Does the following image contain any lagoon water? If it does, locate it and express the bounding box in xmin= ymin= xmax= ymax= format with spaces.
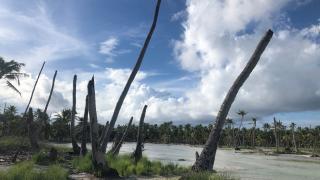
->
xmin=52 ymin=143 xmax=320 ymax=180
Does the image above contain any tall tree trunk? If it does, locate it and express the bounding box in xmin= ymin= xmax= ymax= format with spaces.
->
xmin=81 ymin=95 xmax=89 ymax=156
xmin=292 ymin=127 xmax=297 ymax=153
xmin=252 ymin=121 xmax=256 ymax=148
xmin=71 ymin=75 xmax=80 ymax=154
xmin=108 ymin=132 xmax=121 ymax=154
xmin=12 ymin=62 xmax=45 ymax=162
xmin=44 ymin=70 xmax=57 ymax=113
xmin=273 ymin=118 xmax=279 ymax=153
xmin=27 ymin=108 xmax=39 ymax=151
xmin=43 ymin=70 xmax=57 ymax=140
xmin=133 ymin=105 xmax=147 ymax=163
xmin=112 ymin=117 xmax=133 ymax=156
xmin=99 ymin=121 xmax=109 ymax=147
xmin=99 ymin=0 xmax=161 ymax=153
xmin=87 ymin=78 xmax=118 ymax=177
xmin=24 ymin=62 xmax=45 ymax=116
xmin=192 ymin=29 xmax=273 ymax=171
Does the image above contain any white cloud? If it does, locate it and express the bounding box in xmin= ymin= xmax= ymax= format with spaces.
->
xmin=174 ymin=0 xmax=320 ymax=121
xmin=0 ymin=2 xmax=88 ymax=71
xmin=99 ymin=37 xmax=119 ymax=56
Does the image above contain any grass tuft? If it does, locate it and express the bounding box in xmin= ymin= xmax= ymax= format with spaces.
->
xmin=0 ymin=161 xmax=68 ymax=180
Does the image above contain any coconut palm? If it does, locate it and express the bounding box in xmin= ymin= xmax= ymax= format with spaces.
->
xmin=290 ymin=122 xmax=298 ymax=152
xmin=235 ymin=110 xmax=247 ymax=149
xmin=0 ymin=57 xmax=28 ymax=95
xmin=251 ymin=117 xmax=257 ymax=148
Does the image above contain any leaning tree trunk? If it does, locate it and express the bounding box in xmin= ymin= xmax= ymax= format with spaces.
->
xmin=192 ymin=29 xmax=273 ymax=171
xmin=112 ymin=117 xmax=133 ymax=156
xmin=12 ymin=61 xmax=45 ymax=163
xmin=99 ymin=121 xmax=109 ymax=147
xmin=24 ymin=62 xmax=45 ymax=116
xmin=99 ymin=0 xmax=161 ymax=153
xmin=81 ymin=95 xmax=89 ymax=156
xmin=42 ymin=70 xmax=57 ymax=139
xmin=133 ymin=105 xmax=147 ymax=163
xmin=71 ymin=75 xmax=80 ymax=154
xmin=108 ymin=132 xmax=121 ymax=155
xmin=27 ymin=108 xmax=39 ymax=151
xmin=87 ymin=78 xmax=119 ymax=177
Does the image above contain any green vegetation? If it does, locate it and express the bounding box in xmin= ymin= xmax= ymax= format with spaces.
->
xmin=73 ymin=153 xmax=189 ymax=177
xmin=0 ymin=161 xmax=68 ymax=180
xmin=0 ymin=136 xmax=30 ymax=152
xmin=181 ymin=172 xmax=236 ymax=180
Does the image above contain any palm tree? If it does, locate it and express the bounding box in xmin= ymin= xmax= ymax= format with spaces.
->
xmin=235 ymin=110 xmax=247 ymax=149
xmin=225 ymin=118 xmax=234 ymax=147
xmin=251 ymin=117 xmax=257 ymax=148
xmin=192 ymin=29 xmax=273 ymax=171
xmin=290 ymin=122 xmax=298 ymax=152
xmin=0 ymin=57 xmax=28 ymax=95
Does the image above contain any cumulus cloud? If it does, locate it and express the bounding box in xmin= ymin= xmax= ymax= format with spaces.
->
xmin=174 ymin=0 xmax=320 ymax=121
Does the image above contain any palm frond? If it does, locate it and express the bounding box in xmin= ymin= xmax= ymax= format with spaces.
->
xmin=6 ymin=80 xmax=21 ymax=96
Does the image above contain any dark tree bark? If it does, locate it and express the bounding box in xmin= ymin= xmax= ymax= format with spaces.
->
xmin=27 ymin=108 xmax=39 ymax=151
xmin=99 ymin=121 xmax=109 ymax=148
xmin=42 ymin=70 xmax=57 ymax=140
xmin=273 ymin=117 xmax=279 ymax=153
xmin=108 ymin=132 xmax=121 ymax=155
xmin=81 ymin=95 xmax=89 ymax=156
xmin=24 ymin=62 xmax=45 ymax=116
xmin=44 ymin=70 xmax=57 ymax=114
xmin=87 ymin=77 xmax=119 ymax=177
xmin=192 ymin=29 xmax=273 ymax=171
xmin=99 ymin=0 xmax=161 ymax=153
xmin=112 ymin=117 xmax=133 ymax=156
xmin=133 ymin=105 xmax=147 ymax=163
xmin=71 ymin=75 xmax=80 ymax=154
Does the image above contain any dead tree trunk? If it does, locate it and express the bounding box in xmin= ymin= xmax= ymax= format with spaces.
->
xmin=108 ymin=132 xmax=121 ymax=155
xmin=273 ymin=117 xmax=279 ymax=153
xmin=291 ymin=125 xmax=297 ymax=153
xmin=112 ymin=117 xmax=133 ymax=156
xmin=44 ymin=70 xmax=57 ymax=113
xmin=99 ymin=121 xmax=109 ymax=147
xmin=24 ymin=62 xmax=45 ymax=116
xmin=42 ymin=70 xmax=57 ymax=140
xmin=133 ymin=105 xmax=147 ymax=163
xmin=71 ymin=75 xmax=80 ymax=154
xmin=87 ymin=77 xmax=119 ymax=177
xmin=192 ymin=29 xmax=273 ymax=171
xmin=99 ymin=0 xmax=161 ymax=153
xmin=27 ymin=108 xmax=39 ymax=151
xmin=12 ymin=62 xmax=45 ymax=162
xmin=81 ymin=95 xmax=89 ymax=156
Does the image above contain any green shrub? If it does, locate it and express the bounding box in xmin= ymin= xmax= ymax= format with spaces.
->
xmin=72 ymin=153 xmax=93 ymax=172
xmin=0 ymin=161 xmax=68 ymax=180
xmin=0 ymin=136 xmax=30 ymax=152
xmin=181 ymin=172 xmax=236 ymax=180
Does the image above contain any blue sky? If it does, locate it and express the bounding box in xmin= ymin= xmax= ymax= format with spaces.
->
xmin=0 ymin=0 xmax=320 ymax=127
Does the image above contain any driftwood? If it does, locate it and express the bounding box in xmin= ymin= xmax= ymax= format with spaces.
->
xmin=71 ymin=75 xmax=80 ymax=154
xmin=99 ymin=0 xmax=162 ymax=153
xmin=133 ymin=105 xmax=147 ymax=163
xmin=112 ymin=117 xmax=133 ymax=156
xmin=192 ymin=29 xmax=273 ymax=171
xmin=80 ymin=95 xmax=89 ymax=156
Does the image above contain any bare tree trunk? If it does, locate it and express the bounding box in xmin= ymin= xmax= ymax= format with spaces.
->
xmin=252 ymin=121 xmax=256 ymax=148
xmin=99 ymin=0 xmax=161 ymax=153
xmin=12 ymin=62 xmax=45 ymax=162
xmin=99 ymin=121 xmax=109 ymax=147
xmin=273 ymin=118 xmax=279 ymax=153
xmin=44 ymin=70 xmax=57 ymax=113
xmin=71 ymin=75 xmax=80 ymax=154
xmin=42 ymin=70 xmax=57 ymax=140
xmin=292 ymin=127 xmax=297 ymax=153
xmin=81 ymin=95 xmax=89 ymax=156
xmin=27 ymin=108 xmax=39 ymax=151
xmin=112 ymin=117 xmax=133 ymax=156
xmin=133 ymin=105 xmax=147 ymax=163
xmin=24 ymin=62 xmax=45 ymax=116
xmin=87 ymin=78 xmax=118 ymax=177
xmin=192 ymin=29 xmax=273 ymax=171
xmin=108 ymin=132 xmax=121 ymax=154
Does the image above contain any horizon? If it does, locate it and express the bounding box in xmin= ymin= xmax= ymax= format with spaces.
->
xmin=0 ymin=0 xmax=320 ymax=127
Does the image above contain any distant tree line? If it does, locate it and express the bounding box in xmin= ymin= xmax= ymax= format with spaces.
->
xmin=1 ymin=106 xmax=319 ymax=152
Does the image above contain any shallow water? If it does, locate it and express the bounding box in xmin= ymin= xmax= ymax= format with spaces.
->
xmin=51 ymin=142 xmax=320 ymax=180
